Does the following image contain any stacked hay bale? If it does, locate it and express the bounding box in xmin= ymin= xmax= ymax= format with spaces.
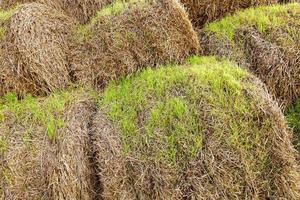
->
xmin=71 ymin=0 xmax=199 ymax=88
xmin=0 ymin=2 xmax=74 ymax=96
xmin=200 ymin=3 xmax=300 ymax=109
xmin=92 ymin=56 xmax=300 ymax=199
xmin=180 ymin=0 xmax=278 ymax=27
xmin=0 ymin=89 xmax=97 ymax=199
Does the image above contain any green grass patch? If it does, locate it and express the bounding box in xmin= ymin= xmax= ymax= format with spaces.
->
xmin=0 ymin=8 xmax=15 ymax=21
xmin=204 ymin=3 xmax=299 ymax=40
xmin=100 ymin=56 xmax=269 ymax=167
xmin=94 ymin=0 xmax=142 ymax=18
xmin=0 ymin=7 xmax=16 ymax=39
xmin=0 ymin=135 xmax=8 ymax=154
xmin=0 ymin=89 xmax=82 ymax=139
xmin=286 ymin=100 xmax=300 ymax=148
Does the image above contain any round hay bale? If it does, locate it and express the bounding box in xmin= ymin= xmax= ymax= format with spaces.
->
xmin=200 ymin=3 xmax=300 ymax=109
xmin=92 ymin=56 xmax=300 ymax=199
xmin=71 ymin=0 xmax=199 ymax=88
xmin=180 ymin=0 xmax=278 ymax=27
xmin=0 ymin=90 xmax=97 ymax=199
xmin=1 ymin=2 xmax=74 ymax=96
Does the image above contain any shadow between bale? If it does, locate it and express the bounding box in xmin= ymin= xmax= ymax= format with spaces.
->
xmin=70 ymin=0 xmax=199 ymax=88
xmin=0 ymin=89 xmax=98 ymax=199
xmin=200 ymin=3 xmax=300 ymax=110
xmin=92 ymin=56 xmax=300 ymax=199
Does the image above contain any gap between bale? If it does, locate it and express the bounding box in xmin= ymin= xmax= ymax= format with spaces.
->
xmin=0 ymin=89 xmax=99 ymax=199
xmin=92 ymin=56 xmax=300 ymax=199
xmin=200 ymin=3 xmax=300 ymax=110
xmin=70 ymin=0 xmax=199 ymax=88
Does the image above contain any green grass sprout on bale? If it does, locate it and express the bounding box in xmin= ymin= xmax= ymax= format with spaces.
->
xmin=75 ymin=0 xmax=145 ymax=41
xmin=0 ymin=7 xmax=16 ymax=39
xmin=204 ymin=3 xmax=299 ymax=40
xmin=0 ymin=8 xmax=15 ymax=21
xmin=95 ymin=0 xmax=142 ymax=18
xmin=0 ymin=135 xmax=8 ymax=154
xmin=0 ymin=91 xmax=74 ymax=139
xmin=286 ymin=100 xmax=300 ymax=148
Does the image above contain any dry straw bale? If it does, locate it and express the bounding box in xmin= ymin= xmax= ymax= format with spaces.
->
xmin=92 ymin=56 xmax=300 ymax=199
xmin=0 ymin=0 xmax=115 ymax=24
xmin=71 ymin=0 xmax=199 ymax=88
xmin=200 ymin=3 xmax=300 ymax=109
xmin=0 ymin=2 xmax=74 ymax=96
xmin=0 ymin=89 xmax=97 ymax=199
xmin=180 ymin=0 xmax=278 ymax=27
